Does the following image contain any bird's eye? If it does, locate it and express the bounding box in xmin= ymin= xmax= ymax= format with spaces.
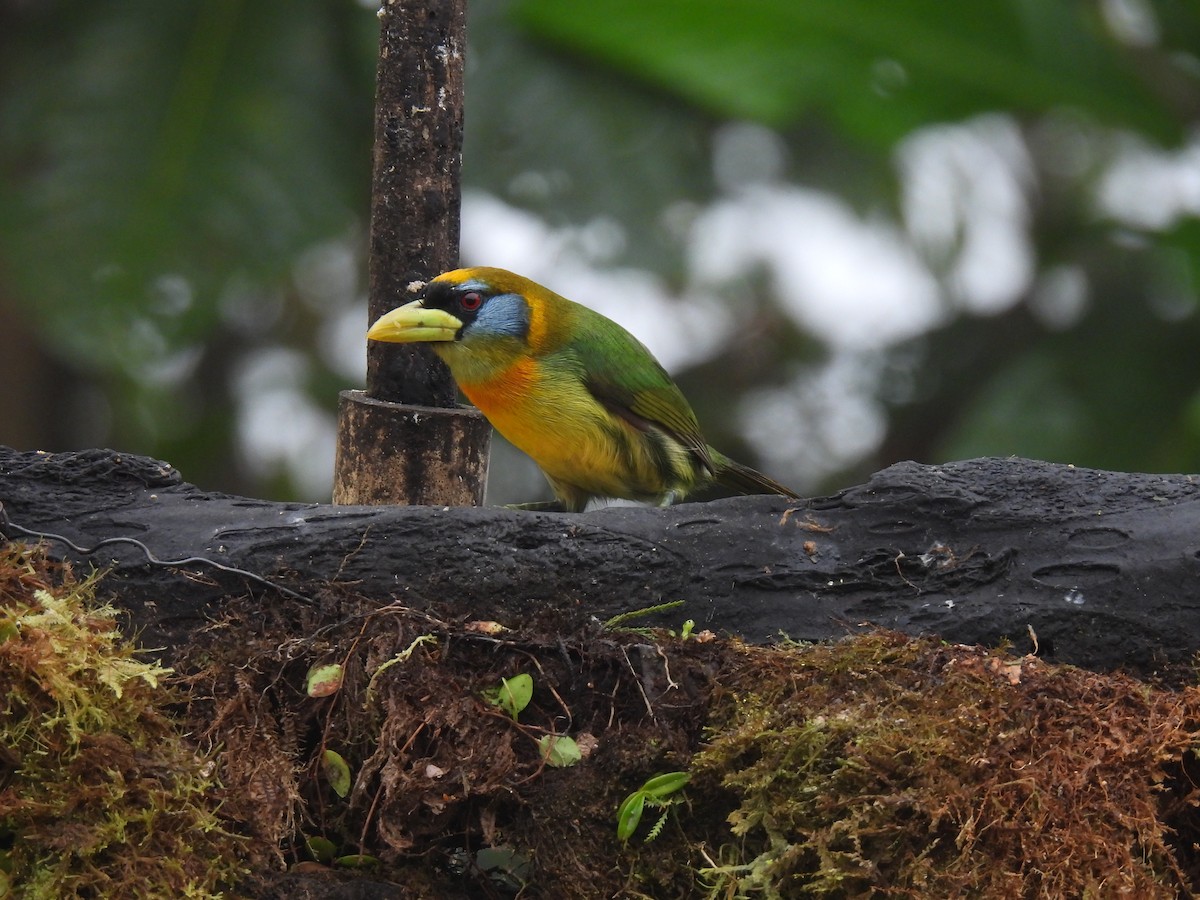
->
xmin=459 ymin=291 xmax=483 ymax=311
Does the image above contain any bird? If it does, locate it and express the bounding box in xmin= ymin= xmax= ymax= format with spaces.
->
xmin=366 ymin=267 xmax=800 ymax=512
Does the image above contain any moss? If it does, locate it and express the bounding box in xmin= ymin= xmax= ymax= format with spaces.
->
xmin=692 ymin=632 xmax=1200 ymax=898
xmin=0 ymin=543 xmax=247 ymax=899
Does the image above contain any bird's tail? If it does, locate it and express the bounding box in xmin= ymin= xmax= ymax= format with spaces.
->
xmin=709 ymin=449 xmax=801 ymax=500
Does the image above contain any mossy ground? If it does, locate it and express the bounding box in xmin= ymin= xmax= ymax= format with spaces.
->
xmin=3 ymin=539 xmax=1200 ymax=898
xmin=693 ymin=634 xmax=1200 ymax=897
xmin=0 ymin=544 xmax=248 ymax=898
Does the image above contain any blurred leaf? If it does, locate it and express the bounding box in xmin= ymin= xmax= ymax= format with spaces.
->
xmin=1161 ymin=218 xmax=1200 ymax=300
xmin=305 ymin=835 xmax=337 ymax=864
xmin=465 ymin=3 xmax=712 ymax=274
xmin=0 ymin=0 xmax=376 ymax=495
xmin=937 ymin=352 xmax=1089 ymax=461
xmin=305 ymin=662 xmax=343 ymax=698
xmin=538 ymin=733 xmax=582 ymax=767
xmin=1 ymin=0 xmax=373 ymax=339
xmin=640 ymin=770 xmax=691 ymax=799
xmin=482 ymin=673 xmax=534 ymax=720
xmin=333 ymin=854 xmax=380 ymax=869
xmin=935 ymin=252 xmax=1200 ymax=474
xmin=514 ymin=0 xmax=1188 ymax=145
xmin=321 ymin=748 xmax=351 ymax=798
xmin=615 ymin=789 xmax=646 ymax=842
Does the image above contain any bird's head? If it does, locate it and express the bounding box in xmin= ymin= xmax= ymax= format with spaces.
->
xmin=367 ymin=267 xmax=535 ymax=348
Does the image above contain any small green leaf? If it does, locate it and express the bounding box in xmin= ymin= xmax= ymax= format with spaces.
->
xmin=334 ymin=854 xmax=380 ymax=869
xmin=482 ymin=673 xmax=534 ymax=720
xmin=641 ymin=771 xmax=690 ymax=799
xmin=616 ymin=790 xmax=646 ymax=842
xmin=305 ymin=836 xmax=337 ymax=864
xmin=539 ymin=734 xmax=582 ymax=767
xmin=321 ymin=749 xmax=352 ymax=798
xmin=617 ymin=773 xmax=690 ymax=842
xmin=305 ymin=663 xmax=344 ymax=698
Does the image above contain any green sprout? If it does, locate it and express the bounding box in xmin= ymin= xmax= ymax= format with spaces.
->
xmin=538 ymin=734 xmax=582 ymax=767
xmin=482 ymin=673 xmax=534 ymax=721
xmin=616 ymin=771 xmax=691 ymax=843
xmin=321 ymin=749 xmax=352 ymax=798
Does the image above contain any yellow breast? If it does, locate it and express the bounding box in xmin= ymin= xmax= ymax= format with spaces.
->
xmin=456 ymin=358 xmax=667 ymax=500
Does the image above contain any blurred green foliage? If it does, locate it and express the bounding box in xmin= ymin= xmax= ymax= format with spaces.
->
xmin=3 ymin=0 xmax=373 ymax=338
xmin=515 ymin=0 xmax=1186 ymax=142
xmin=0 ymin=0 xmax=376 ymax=496
xmin=1 ymin=0 xmax=1198 ymax=500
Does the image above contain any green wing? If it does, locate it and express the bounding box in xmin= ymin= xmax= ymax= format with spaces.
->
xmin=565 ymin=304 xmax=713 ymax=467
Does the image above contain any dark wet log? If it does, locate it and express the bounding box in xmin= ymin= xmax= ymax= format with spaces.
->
xmin=1 ymin=446 xmax=1197 ymax=676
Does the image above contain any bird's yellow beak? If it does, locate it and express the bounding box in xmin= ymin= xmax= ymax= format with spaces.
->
xmin=366 ymin=300 xmax=463 ymax=343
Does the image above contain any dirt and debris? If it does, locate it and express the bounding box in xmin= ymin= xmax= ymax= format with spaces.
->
xmin=3 ymin=540 xmax=1200 ymax=898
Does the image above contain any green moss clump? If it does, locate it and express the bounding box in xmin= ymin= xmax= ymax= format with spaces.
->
xmin=692 ymin=632 xmax=1200 ymax=898
xmin=0 ymin=543 xmax=247 ymax=899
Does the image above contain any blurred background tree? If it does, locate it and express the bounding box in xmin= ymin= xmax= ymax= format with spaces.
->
xmin=1 ymin=0 xmax=1197 ymax=503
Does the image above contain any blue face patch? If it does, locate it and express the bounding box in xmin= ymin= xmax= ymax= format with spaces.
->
xmin=468 ymin=292 xmax=530 ymax=339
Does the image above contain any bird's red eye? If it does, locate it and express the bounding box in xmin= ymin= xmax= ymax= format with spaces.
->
xmin=460 ymin=291 xmax=483 ymax=311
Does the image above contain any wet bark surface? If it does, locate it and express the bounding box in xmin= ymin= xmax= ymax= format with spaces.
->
xmin=2 ymin=445 xmax=1197 ymax=676
xmin=364 ymin=0 xmax=464 ymax=405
